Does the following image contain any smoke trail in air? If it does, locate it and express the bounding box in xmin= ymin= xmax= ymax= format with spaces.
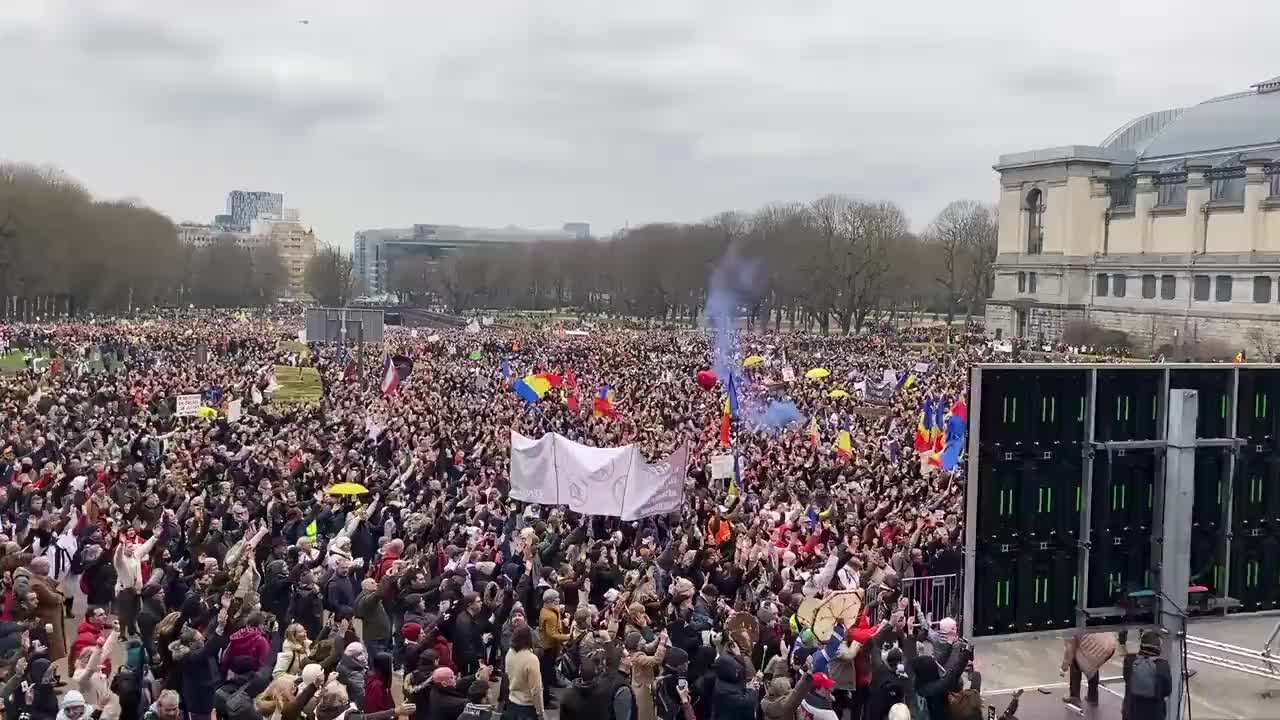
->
xmin=706 ymin=249 xmax=759 ymax=384
xmin=706 ymin=248 xmax=804 ymax=434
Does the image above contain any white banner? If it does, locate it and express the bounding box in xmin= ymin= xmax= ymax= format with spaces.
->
xmin=622 ymin=443 xmax=687 ymax=520
xmin=509 ymin=432 xmax=687 ymax=519
xmin=781 ymin=367 xmax=796 ymax=382
xmin=226 ymin=399 xmax=243 ymax=422
xmin=509 ymin=433 xmax=558 ymax=505
xmin=710 ymin=454 xmax=735 ymax=480
xmin=176 ymin=394 xmax=202 ymax=417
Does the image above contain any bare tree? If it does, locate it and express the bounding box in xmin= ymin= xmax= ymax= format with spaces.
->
xmin=304 ymin=246 xmax=356 ymax=307
xmin=925 ymin=200 xmax=998 ymax=323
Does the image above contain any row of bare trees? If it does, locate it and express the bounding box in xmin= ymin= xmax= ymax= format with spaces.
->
xmin=0 ymin=164 xmax=290 ymax=313
xmin=391 ymin=195 xmax=998 ymax=331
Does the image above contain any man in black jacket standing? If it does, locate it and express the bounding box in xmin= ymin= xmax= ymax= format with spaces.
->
xmin=1123 ymin=631 xmax=1173 ymax=720
xmin=449 ymin=591 xmax=488 ymax=676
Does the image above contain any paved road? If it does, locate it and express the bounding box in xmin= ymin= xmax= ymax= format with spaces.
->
xmin=977 ymin=615 xmax=1280 ymax=720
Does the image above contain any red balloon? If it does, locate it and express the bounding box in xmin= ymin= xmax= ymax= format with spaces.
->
xmin=696 ymin=370 xmax=718 ymax=391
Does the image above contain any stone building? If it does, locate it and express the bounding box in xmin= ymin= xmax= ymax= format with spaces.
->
xmin=986 ymin=75 xmax=1280 ymax=355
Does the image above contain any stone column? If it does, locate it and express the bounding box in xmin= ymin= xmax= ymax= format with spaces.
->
xmin=1243 ymin=156 xmax=1269 ymax=253
xmin=1090 ymin=177 xmax=1111 ymax=255
xmin=1134 ymin=172 xmax=1156 ymax=254
xmin=1185 ymin=161 xmax=1211 ymax=255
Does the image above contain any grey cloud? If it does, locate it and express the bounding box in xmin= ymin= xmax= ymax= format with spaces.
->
xmin=69 ymin=11 xmax=217 ymax=61
xmin=1000 ymin=64 xmax=1117 ymax=98
xmin=54 ymin=8 xmax=383 ymax=135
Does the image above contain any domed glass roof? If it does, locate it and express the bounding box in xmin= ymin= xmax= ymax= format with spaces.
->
xmin=1103 ymin=76 xmax=1280 ymax=161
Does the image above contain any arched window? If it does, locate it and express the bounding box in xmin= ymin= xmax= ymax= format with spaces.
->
xmin=1025 ymin=189 xmax=1044 ymax=255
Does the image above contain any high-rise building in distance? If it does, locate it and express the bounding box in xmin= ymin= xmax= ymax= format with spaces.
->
xmin=226 ymin=190 xmax=283 ymax=232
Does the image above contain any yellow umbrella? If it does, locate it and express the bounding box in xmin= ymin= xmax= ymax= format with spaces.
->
xmin=827 ymin=388 xmax=850 ymax=399
xmin=327 ymin=482 xmax=369 ymax=496
xmin=805 ymin=367 xmax=831 ymax=380
xmin=743 ymin=355 xmax=765 ymax=368
xmin=196 ymin=406 xmax=219 ymax=420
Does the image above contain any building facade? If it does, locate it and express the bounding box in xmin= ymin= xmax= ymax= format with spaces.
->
xmin=176 ymin=223 xmax=265 ymax=250
xmin=987 ymin=75 xmax=1280 ymax=354
xmin=353 ymin=223 xmax=584 ymax=295
xmin=258 ymin=219 xmax=317 ymax=298
xmin=226 ymin=190 xmax=283 ymax=232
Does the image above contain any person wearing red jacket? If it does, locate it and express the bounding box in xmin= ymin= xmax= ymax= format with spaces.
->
xmin=373 ymin=539 xmax=403 ymax=581
xmin=844 ymin=609 xmax=878 ymax=720
xmin=68 ymin=606 xmax=112 ymax=676
xmin=219 ymin=612 xmax=272 ymax=675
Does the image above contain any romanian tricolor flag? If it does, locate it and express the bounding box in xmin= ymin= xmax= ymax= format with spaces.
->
xmin=808 ymin=417 xmax=820 ymax=449
xmin=513 ymin=374 xmax=552 ymax=403
xmin=593 ymin=385 xmax=618 ymax=418
xmin=939 ymin=398 xmax=969 ymax=471
xmin=931 ymin=399 xmax=947 ymax=451
xmin=929 ymin=398 xmax=969 ymax=470
xmin=914 ymin=397 xmax=935 ymax=452
xmin=835 ymin=430 xmax=853 ymax=459
xmin=720 ymin=398 xmax=732 ymax=448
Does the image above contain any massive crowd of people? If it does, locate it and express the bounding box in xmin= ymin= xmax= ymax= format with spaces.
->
xmin=0 ymin=311 xmax=1103 ymax=720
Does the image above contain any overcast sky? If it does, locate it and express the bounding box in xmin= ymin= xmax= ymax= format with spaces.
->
xmin=4 ymin=1 xmax=1279 ymax=246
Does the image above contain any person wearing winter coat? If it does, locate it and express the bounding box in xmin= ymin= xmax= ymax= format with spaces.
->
xmin=446 ymin=592 xmax=487 ymax=676
xmin=327 ymin=561 xmax=359 ymax=620
xmin=798 ymin=672 xmax=841 ymax=720
xmin=170 ymin=620 xmax=228 ymax=720
xmin=136 ymin=584 xmax=167 ymax=658
xmin=337 ymin=642 xmax=371 ymax=708
xmin=55 ymin=689 xmax=88 ymax=720
xmin=26 ymin=559 xmax=68 ymax=662
xmin=911 ymin=638 xmax=972 ymax=720
xmin=866 ymin=623 xmax=911 ymax=720
xmin=215 ymin=659 xmax=272 ymax=720
xmin=275 ymin=624 xmax=312 ymax=678
xmin=356 ymin=579 xmax=393 ymax=657
xmin=221 ymin=613 xmax=273 ymax=675
xmin=290 ymin=572 xmax=326 ymax=643
xmin=364 ymin=653 xmax=396 ymax=715
xmin=254 ymin=672 xmax=322 ymax=720
xmin=708 ymin=654 xmax=759 ymax=720
xmin=68 ymin=606 xmax=111 ymax=675
xmin=426 ymin=666 xmax=487 ymax=720
xmin=760 ymin=673 xmax=813 ymax=720
xmin=1122 ymin=631 xmax=1173 ymax=720
xmin=1062 ymin=632 xmax=1117 ymax=706
xmin=628 ymin=630 xmax=670 ymax=720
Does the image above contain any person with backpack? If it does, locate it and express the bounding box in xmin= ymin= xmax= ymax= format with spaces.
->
xmin=1123 ymin=631 xmax=1172 ymax=720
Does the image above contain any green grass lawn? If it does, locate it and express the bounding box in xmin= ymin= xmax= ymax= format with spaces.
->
xmin=272 ymin=364 xmax=323 ymax=403
xmin=278 ymin=340 xmax=311 ymax=360
xmin=0 ymin=351 xmax=30 ymax=375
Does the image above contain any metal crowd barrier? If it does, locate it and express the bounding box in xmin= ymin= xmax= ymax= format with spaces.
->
xmin=897 ymin=573 xmax=962 ymax=625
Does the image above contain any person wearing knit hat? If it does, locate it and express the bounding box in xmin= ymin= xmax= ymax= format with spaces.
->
xmin=56 ymin=690 xmax=88 ymax=720
xmin=762 ymin=673 xmax=814 ymax=720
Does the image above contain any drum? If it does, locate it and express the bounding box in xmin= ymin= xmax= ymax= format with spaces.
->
xmin=810 ymin=590 xmax=864 ymax=643
xmin=724 ymin=611 xmax=761 ymax=648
